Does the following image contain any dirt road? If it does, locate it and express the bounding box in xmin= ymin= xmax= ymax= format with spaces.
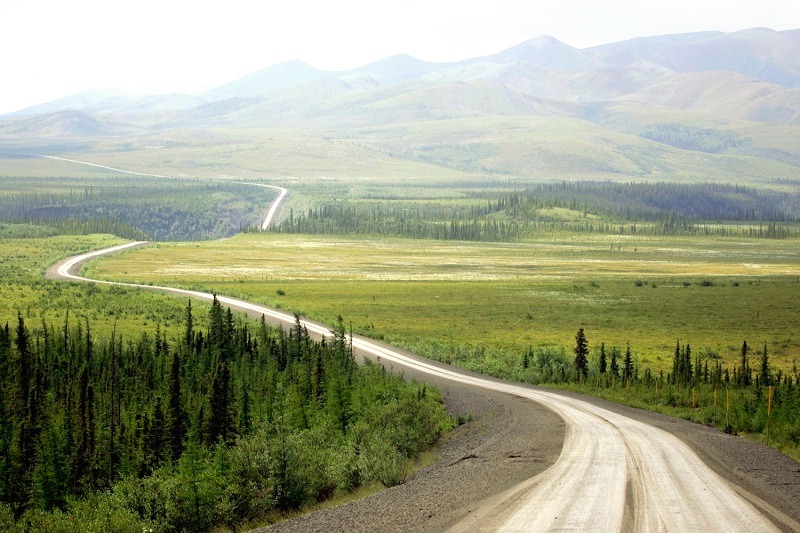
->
xmin=49 ymin=242 xmax=800 ymax=532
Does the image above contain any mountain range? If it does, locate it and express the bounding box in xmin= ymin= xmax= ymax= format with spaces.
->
xmin=2 ymin=27 xmax=800 ymax=183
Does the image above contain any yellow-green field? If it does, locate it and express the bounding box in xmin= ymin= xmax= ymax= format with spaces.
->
xmin=0 ymin=235 xmax=202 ymax=340
xmin=86 ymin=232 xmax=800 ymax=374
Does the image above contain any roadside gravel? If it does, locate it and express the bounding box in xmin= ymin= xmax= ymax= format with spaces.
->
xmin=259 ymin=370 xmax=800 ymax=532
xmin=258 ymin=366 xmax=565 ymax=533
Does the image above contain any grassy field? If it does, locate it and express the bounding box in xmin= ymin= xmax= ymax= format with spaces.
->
xmin=0 ymin=233 xmax=211 ymax=341
xmin=86 ymin=232 xmax=800 ymax=374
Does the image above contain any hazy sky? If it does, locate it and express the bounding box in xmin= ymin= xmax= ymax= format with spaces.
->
xmin=1 ymin=0 xmax=798 ymax=114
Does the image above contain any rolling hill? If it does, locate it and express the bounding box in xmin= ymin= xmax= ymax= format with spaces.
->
xmin=1 ymin=28 xmax=799 ymax=184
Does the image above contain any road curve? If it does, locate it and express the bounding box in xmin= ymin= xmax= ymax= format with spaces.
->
xmin=47 ymin=242 xmax=793 ymax=532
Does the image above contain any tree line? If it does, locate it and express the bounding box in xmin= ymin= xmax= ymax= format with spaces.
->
xmin=0 ymin=177 xmax=275 ymax=241
xmin=527 ymin=328 xmax=800 ymax=449
xmin=270 ymin=204 xmax=519 ymax=242
xmin=265 ymin=181 xmax=799 ymax=242
xmin=636 ymin=123 xmax=749 ymax=154
xmin=0 ymin=299 xmax=450 ymax=531
xmin=497 ymin=181 xmax=799 ymax=225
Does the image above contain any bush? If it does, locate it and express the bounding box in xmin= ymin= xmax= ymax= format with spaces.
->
xmin=357 ymin=434 xmax=407 ymax=487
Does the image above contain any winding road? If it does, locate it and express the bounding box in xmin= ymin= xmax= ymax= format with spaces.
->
xmin=38 ymin=156 xmax=799 ymax=531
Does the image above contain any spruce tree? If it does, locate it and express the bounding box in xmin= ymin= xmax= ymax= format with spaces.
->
xmin=12 ymin=313 xmax=37 ymax=508
xmin=208 ymin=361 xmax=232 ymax=445
xmin=760 ymin=342 xmax=771 ymax=386
xmin=573 ymin=328 xmax=589 ymax=380
xmin=609 ymin=346 xmax=620 ymax=378
xmin=623 ymin=343 xmax=633 ymax=381
xmin=168 ymin=349 xmax=187 ymax=460
xmin=598 ymin=343 xmax=607 ymax=374
xmin=184 ymin=300 xmax=194 ymax=349
xmin=739 ymin=340 xmax=751 ymax=386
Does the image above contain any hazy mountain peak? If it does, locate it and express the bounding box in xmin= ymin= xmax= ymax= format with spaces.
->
xmin=493 ymin=35 xmax=593 ymax=70
xmin=207 ymin=60 xmax=328 ymax=98
xmin=5 ymin=87 xmax=134 ymax=118
xmin=344 ymin=53 xmax=441 ymax=84
xmin=0 ymin=109 xmax=129 ymax=137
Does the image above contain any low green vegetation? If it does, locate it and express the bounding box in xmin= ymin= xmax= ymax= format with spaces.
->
xmin=521 ymin=333 xmax=800 ymax=460
xmin=88 ymin=232 xmax=800 ymax=373
xmin=0 ymin=234 xmax=188 ymax=340
xmin=3 ymin=154 xmax=800 ymax=527
xmin=88 ymin=229 xmax=800 ymax=458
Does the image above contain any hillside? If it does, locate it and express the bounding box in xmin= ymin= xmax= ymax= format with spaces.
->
xmin=1 ymin=28 xmax=799 ymax=184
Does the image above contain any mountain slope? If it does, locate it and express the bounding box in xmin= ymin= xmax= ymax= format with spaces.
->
xmin=0 ymin=110 xmax=137 ymax=137
xmin=1 ymin=28 xmax=799 ymax=185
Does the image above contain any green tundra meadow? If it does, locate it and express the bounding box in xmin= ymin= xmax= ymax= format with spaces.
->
xmin=1 ymin=158 xmax=799 ymax=531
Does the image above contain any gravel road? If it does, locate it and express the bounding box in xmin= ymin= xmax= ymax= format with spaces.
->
xmin=258 ymin=369 xmax=800 ymax=532
xmin=49 ymin=244 xmax=800 ymax=533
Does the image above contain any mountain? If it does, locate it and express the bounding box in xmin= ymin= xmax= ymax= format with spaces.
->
xmin=7 ymin=88 xmax=207 ymax=119
xmin=5 ymin=88 xmax=134 ymax=118
xmin=5 ymin=27 xmax=800 ymax=126
xmin=588 ymin=28 xmax=800 ymax=87
xmin=206 ymin=60 xmax=328 ymax=98
xmin=341 ymin=54 xmax=441 ymax=85
xmin=0 ymin=110 xmax=137 ymax=137
xmin=486 ymin=35 xmax=595 ymax=70
xmin=1 ymin=28 xmax=799 ymax=183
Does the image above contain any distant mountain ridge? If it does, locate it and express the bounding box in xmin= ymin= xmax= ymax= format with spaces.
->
xmin=6 ymin=27 xmax=799 ymax=122
xmin=2 ymin=27 xmax=800 ymax=184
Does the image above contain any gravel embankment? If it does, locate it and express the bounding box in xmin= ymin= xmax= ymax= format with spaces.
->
xmin=257 ymin=366 xmax=565 ymax=533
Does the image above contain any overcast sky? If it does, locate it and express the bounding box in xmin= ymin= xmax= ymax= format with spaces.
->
xmin=1 ymin=0 xmax=798 ymax=115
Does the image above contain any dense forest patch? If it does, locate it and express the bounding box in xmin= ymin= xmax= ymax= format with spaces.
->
xmin=272 ymin=181 xmax=800 ymax=241
xmin=0 ymin=176 xmax=276 ymax=241
xmin=0 ymin=236 xmax=451 ymax=531
xmin=0 ymin=300 xmax=450 ymax=531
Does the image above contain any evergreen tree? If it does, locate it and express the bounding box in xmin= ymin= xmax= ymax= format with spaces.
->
xmin=598 ymin=343 xmax=607 ymax=374
xmin=622 ymin=343 xmax=633 ymax=381
xmin=0 ymin=324 xmax=11 ymax=502
xmin=184 ymin=300 xmax=194 ymax=349
xmin=208 ymin=362 xmax=232 ymax=445
xmin=144 ymin=397 xmax=166 ymax=473
xmin=672 ymin=341 xmax=681 ymax=384
xmin=609 ymin=346 xmax=620 ymax=378
xmin=760 ymin=342 xmax=771 ymax=386
xmin=168 ymin=349 xmax=187 ymax=460
xmin=12 ymin=313 xmax=37 ymax=510
xmin=107 ymin=327 xmax=120 ymax=488
xmin=573 ymin=328 xmax=589 ymax=380
xmin=683 ymin=343 xmax=692 ymax=385
xmin=739 ymin=341 xmax=751 ymax=386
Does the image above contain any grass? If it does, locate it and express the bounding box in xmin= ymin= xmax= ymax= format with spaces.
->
xmin=550 ymin=379 xmax=800 ymax=462
xmin=0 ymin=234 xmax=212 ymax=342
xmin=86 ymin=232 xmax=800 ymax=374
xmin=7 ymin=106 xmax=799 ymax=187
